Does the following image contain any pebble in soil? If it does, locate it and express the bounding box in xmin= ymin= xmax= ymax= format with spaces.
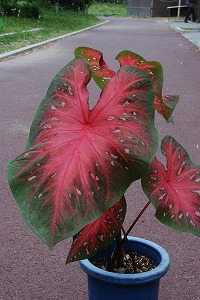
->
xmin=92 ymin=252 xmax=156 ymax=274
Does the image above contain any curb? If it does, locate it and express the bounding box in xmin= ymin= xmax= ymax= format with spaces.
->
xmin=0 ymin=20 xmax=109 ymax=61
xmin=167 ymin=21 xmax=200 ymax=48
xmin=168 ymin=23 xmax=200 ymax=33
xmin=0 ymin=28 xmax=42 ymax=38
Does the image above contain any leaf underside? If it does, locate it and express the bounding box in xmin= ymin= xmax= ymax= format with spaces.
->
xmin=8 ymin=57 xmax=158 ymax=248
xmin=66 ymin=196 xmax=126 ymax=263
xmin=142 ymin=136 xmax=200 ymax=236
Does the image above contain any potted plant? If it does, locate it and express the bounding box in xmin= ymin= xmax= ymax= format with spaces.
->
xmin=8 ymin=47 xmax=200 ymax=300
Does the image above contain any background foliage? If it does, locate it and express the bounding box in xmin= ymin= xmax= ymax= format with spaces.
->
xmin=0 ymin=1 xmax=127 ymax=54
xmin=0 ymin=1 xmax=40 ymax=18
xmin=1 ymin=0 xmax=126 ymax=15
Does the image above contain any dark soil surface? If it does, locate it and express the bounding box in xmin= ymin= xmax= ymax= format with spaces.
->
xmin=93 ymin=251 xmax=156 ymax=274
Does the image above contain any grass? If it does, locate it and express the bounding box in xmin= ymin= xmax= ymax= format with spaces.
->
xmin=0 ymin=9 xmax=99 ymax=54
xmin=89 ymin=2 xmax=127 ymax=17
xmin=0 ymin=3 xmax=127 ymax=54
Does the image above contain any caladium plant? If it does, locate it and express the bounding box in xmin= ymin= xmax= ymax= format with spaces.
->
xmin=8 ymin=47 xmax=200 ymax=268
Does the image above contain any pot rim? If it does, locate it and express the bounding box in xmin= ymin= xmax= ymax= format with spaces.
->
xmin=80 ymin=237 xmax=170 ymax=285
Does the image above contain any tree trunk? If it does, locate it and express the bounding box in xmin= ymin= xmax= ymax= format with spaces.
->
xmin=56 ymin=1 xmax=59 ymax=16
xmin=198 ymin=1 xmax=200 ymax=23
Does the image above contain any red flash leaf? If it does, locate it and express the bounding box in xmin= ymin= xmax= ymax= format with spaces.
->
xmin=142 ymin=136 xmax=200 ymax=236
xmin=66 ymin=197 xmax=126 ymax=263
xmin=8 ymin=57 xmax=158 ymax=248
xmin=74 ymin=46 xmax=116 ymax=89
xmin=161 ymin=94 xmax=180 ymax=123
xmin=116 ymin=50 xmax=179 ymax=122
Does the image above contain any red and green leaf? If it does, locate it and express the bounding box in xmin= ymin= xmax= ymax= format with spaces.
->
xmin=116 ymin=50 xmax=163 ymax=101
xmin=8 ymin=57 xmax=158 ymax=248
xmin=159 ymin=94 xmax=180 ymax=123
xmin=74 ymin=46 xmax=116 ymax=89
xmin=142 ymin=136 xmax=200 ymax=236
xmin=116 ymin=50 xmax=179 ymax=122
xmin=66 ymin=196 xmax=126 ymax=263
xmin=75 ymin=48 xmax=179 ymax=122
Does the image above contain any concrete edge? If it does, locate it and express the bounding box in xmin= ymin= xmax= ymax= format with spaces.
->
xmin=167 ymin=21 xmax=200 ymax=33
xmin=167 ymin=22 xmax=200 ymax=48
xmin=0 ymin=28 xmax=42 ymax=38
xmin=183 ymin=35 xmax=200 ymax=48
xmin=167 ymin=22 xmax=185 ymax=33
xmin=0 ymin=20 xmax=109 ymax=61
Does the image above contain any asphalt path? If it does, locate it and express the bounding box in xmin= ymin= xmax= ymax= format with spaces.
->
xmin=1 ymin=17 xmax=200 ymax=300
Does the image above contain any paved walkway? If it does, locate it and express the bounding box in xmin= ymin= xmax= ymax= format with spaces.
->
xmin=0 ymin=18 xmax=200 ymax=61
xmin=1 ymin=17 xmax=200 ymax=300
xmin=0 ymin=21 xmax=109 ymax=61
xmin=168 ymin=20 xmax=200 ymax=48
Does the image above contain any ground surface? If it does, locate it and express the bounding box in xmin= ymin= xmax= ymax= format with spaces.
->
xmin=1 ymin=17 xmax=200 ymax=300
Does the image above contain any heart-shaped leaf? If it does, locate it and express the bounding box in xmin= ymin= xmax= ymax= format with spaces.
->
xmin=116 ymin=50 xmax=179 ymax=122
xmin=66 ymin=196 xmax=126 ymax=263
xmin=74 ymin=46 xmax=116 ymax=89
xmin=142 ymin=136 xmax=200 ymax=236
xmin=8 ymin=57 xmax=158 ymax=248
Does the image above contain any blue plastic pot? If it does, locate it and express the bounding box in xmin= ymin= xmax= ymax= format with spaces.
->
xmin=80 ymin=237 xmax=170 ymax=300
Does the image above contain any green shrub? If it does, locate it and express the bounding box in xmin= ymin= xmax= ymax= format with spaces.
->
xmin=19 ymin=4 xmax=40 ymax=18
xmin=44 ymin=0 xmax=93 ymax=12
xmin=1 ymin=2 xmax=40 ymax=18
xmin=33 ymin=0 xmax=52 ymax=9
xmin=95 ymin=0 xmax=126 ymax=3
xmin=1 ymin=3 xmax=18 ymax=17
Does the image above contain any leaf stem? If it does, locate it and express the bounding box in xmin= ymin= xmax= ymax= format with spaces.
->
xmin=116 ymin=231 xmax=124 ymax=268
xmin=123 ymin=200 xmax=151 ymax=239
xmin=106 ymin=198 xmax=151 ymax=272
